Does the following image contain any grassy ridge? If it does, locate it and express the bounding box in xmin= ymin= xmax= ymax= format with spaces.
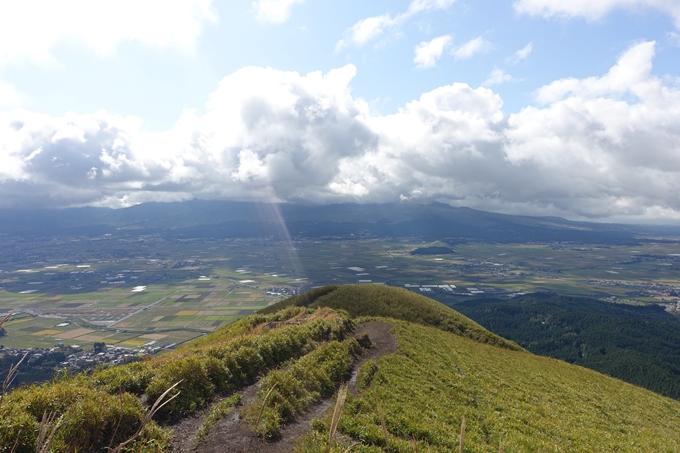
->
xmin=302 ymin=320 xmax=680 ymax=452
xmin=5 ymin=284 xmax=680 ymax=452
xmin=0 ymin=306 xmax=353 ymax=452
xmin=264 ymin=284 xmax=522 ymax=351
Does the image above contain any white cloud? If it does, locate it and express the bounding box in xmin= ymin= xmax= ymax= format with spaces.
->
xmin=483 ymin=69 xmax=513 ymax=86
xmin=3 ymin=41 xmax=680 ymax=221
xmin=335 ymin=14 xmax=398 ymax=51
xmin=407 ymin=0 xmax=457 ymax=14
xmin=514 ymin=0 xmax=680 ymax=27
xmin=0 ymin=81 xmax=20 ymax=107
xmin=0 ymin=65 xmax=376 ymax=207
xmin=414 ymin=35 xmax=452 ymax=69
xmin=0 ymin=0 xmax=217 ymax=65
xmin=534 ymin=41 xmax=655 ymax=103
xmin=509 ymin=42 xmax=533 ymax=63
xmin=452 ymin=37 xmax=490 ymax=59
xmin=669 ymin=31 xmax=680 ymax=45
xmin=254 ymin=0 xmax=304 ymax=24
xmin=503 ymin=41 xmax=680 ymax=218
xmin=336 ymin=0 xmax=456 ymax=50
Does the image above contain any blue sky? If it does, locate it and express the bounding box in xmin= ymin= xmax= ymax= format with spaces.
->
xmin=1 ymin=0 xmax=680 ymax=223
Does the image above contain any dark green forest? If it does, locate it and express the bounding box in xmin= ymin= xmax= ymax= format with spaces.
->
xmin=454 ymin=293 xmax=680 ymax=400
xmin=0 ymin=350 xmax=62 ymax=388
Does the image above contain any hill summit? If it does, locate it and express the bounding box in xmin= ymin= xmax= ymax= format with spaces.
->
xmin=2 ymin=285 xmax=680 ymax=452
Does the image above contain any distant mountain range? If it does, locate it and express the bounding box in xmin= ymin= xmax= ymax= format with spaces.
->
xmin=1 ymin=200 xmax=679 ymax=244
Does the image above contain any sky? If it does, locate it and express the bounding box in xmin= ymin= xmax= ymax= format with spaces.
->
xmin=1 ymin=0 xmax=680 ymax=223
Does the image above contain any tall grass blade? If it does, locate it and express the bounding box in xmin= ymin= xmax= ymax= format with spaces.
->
xmin=8 ymin=429 xmax=21 ymax=453
xmin=459 ymin=416 xmax=466 ymax=453
xmin=0 ymin=351 xmax=28 ymax=411
xmin=36 ymin=411 xmax=63 ymax=453
xmin=327 ymin=383 xmax=348 ymax=453
xmin=255 ymin=382 xmax=279 ymax=435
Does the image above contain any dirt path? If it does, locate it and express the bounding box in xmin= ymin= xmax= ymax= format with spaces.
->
xmin=170 ymin=321 xmax=396 ymax=453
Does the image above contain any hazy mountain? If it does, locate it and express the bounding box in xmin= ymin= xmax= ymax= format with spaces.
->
xmin=1 ymin=200 xmax=679 ymax=244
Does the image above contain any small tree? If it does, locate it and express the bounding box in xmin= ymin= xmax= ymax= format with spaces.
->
xmin=93 ymin=342 xmax=106 ymax=353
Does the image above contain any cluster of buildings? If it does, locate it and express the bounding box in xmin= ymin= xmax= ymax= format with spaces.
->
xmin=0 ymin=343 xmax=163 ymax=376
xmin=264 ymin=286 xmax=301 ymax=296
xmin=587 ymin=279 xmax=680 ymax=299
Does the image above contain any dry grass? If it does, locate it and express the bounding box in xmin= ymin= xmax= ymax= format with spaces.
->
xmin=0 ymin=351 xmax=27 ymax=411
xmin=254 ymin=383 xmax=279 ymax=437
xmin=36 ymin=411 xmax=63 ymax=453
xmin=327 ymin=384 xmax=348 ymax=452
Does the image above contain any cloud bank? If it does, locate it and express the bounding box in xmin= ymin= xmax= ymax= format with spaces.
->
xmin=0 ymin=0 xmax=217 ymax=65
xmin=1 ymin=42 xmax=680 ymax=222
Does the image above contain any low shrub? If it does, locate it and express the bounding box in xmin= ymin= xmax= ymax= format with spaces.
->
xmin=0 ymin=381 xmax=162 ymax=453
xmin=0 ymin=408 xmax=38 ymax=453
xmin=91 ymin=361 xmax=155 ymax=395
xmin=145 ymin=355 xmax=214 ymax=420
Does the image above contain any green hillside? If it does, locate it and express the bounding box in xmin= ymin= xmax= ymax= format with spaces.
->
xmin=301 ymin=320 xmax=680 ymax=452
xmin=454 ymin=293 xmax=680 ymax=400
xmin=3 ymin=285 xmax=680 ymax=452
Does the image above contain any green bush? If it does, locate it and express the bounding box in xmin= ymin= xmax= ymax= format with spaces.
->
xmin=0 ymin=408 xmax=38 ymax=453
xmin=0 ymin=381 xmax=155 ymax=453
xmin=91 ymin=361 xmax=155 ymax=395
xmin=145 ymin=355 xmax=214 ymax=420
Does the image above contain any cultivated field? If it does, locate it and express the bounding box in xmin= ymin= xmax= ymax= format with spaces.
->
xmin=1 ymin=234 xmax=680 ymax=350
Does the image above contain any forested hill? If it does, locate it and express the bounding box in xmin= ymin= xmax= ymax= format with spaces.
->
xmin=455 ymin=293 xmax=680 ymax=400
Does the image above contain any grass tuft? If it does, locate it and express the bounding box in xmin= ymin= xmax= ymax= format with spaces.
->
xmin=327 ymin=384 xmax=348 ymax=452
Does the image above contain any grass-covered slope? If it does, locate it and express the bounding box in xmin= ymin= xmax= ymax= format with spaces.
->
xmin=0 ymin=307 xmax=355 ymax=452
xmin=454 ymin=293 xmax=680 ymax=400
xmin=303 ymin=320 xmax=680 ymax=452
xmin=262 ymin=284 xmax=522 ymax=351
xmin=4 ymin=284 xmax=680 ymax=452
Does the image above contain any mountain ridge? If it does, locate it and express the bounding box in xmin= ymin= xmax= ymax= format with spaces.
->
xmin=2 ymin=200 xmax=679 ymax=243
